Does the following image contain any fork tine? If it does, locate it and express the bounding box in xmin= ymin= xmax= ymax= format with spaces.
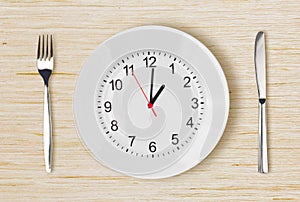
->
xmin=41 ymin=35 xmax=44 ymax=60
xmin=37 ymin=35 xmax=41 ymax=59
xmin=45 ymin=35 xmax=48 ymax=60
xmin=50 ymin=35 xmax=53 ymax=58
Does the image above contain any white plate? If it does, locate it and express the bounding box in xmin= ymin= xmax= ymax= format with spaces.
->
xmin=74 ymin=26 xmax=229 ymax=179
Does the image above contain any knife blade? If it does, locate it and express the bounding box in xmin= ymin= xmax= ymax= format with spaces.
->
xmin=254 ymin=31 xmax=268 ymax=173
xmin=255 ymin=31 xmax=266 ymax=100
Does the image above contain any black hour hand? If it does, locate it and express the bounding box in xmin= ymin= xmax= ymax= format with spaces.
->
xmin=151 ymin=84 xmax=165 ymax=105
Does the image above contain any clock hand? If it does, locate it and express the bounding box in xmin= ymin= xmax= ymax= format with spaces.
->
xmin=151 ymin=84 xmax=165 ymax=105
xmin=149 ymin=68 xmax=154 ymax=102
xmin=132 ymin=72 xmax=157 ymax=117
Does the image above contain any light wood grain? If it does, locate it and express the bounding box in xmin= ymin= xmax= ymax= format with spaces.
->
xmin=1 ymin=0 xmax=300 ymax=201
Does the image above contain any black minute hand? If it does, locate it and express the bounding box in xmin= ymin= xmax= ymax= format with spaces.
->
xmin=149 ymin=68 xmax=154 ymax=102
xmin=151 ymin=84 xmax=165 ymax=105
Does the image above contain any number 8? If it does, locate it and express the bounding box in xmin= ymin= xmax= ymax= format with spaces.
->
xmin=111 ymin=120 xmax=118 ymax=131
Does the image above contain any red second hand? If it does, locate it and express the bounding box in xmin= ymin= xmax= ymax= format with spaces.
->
xmin=132 ymin=72 xmax=157 ymax=117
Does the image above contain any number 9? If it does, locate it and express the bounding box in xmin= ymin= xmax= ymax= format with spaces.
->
xmin=104 ymin=101 xmax=112 ymax=112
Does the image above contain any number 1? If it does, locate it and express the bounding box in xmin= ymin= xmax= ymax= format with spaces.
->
xmin=170 ymin=63 xmax=175 ymax=74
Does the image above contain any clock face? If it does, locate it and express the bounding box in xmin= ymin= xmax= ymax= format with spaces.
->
xmin=74 ymin=26 xmax=229 ymax=179
xmin=96 ymin=49 xmax=207 ymax=160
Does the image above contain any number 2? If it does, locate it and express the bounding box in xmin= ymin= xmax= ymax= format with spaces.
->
xmin=184 ymin=76 xmax=191 ymax=88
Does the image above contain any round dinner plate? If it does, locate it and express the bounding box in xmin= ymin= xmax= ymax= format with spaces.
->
xmin=74 ymin=26 xmax=229 ymax=179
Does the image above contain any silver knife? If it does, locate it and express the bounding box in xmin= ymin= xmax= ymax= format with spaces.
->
xmin=254 ymin=31 xmax=268 ymax=173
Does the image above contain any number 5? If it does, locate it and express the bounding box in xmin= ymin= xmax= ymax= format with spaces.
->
xmin=171 ymin=134 xmax=179 ymax=145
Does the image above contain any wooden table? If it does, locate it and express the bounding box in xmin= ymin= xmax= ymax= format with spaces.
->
xmin=1 ymin=1 xmax=299 ymax=201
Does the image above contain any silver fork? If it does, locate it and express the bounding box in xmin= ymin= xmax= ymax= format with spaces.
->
xmin=37 ymin=35 xmax=54 ymax=173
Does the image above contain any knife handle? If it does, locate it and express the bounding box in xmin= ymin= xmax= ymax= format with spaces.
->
xmin=258 ymin=99 xmax=268 ymax=173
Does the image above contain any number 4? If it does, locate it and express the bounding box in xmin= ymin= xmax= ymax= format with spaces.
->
xmin=186 ymin=117 xmax=194 ymax=128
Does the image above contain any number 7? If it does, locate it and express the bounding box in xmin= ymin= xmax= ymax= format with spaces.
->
xmin=129 ymin=136 xmax=136 ymax=147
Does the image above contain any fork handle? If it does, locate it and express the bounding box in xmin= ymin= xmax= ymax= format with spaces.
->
xmin=43 ymin=85 xmax=52 ymax=173
xmin=258 ymin=100 xmax=268 ymax=173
